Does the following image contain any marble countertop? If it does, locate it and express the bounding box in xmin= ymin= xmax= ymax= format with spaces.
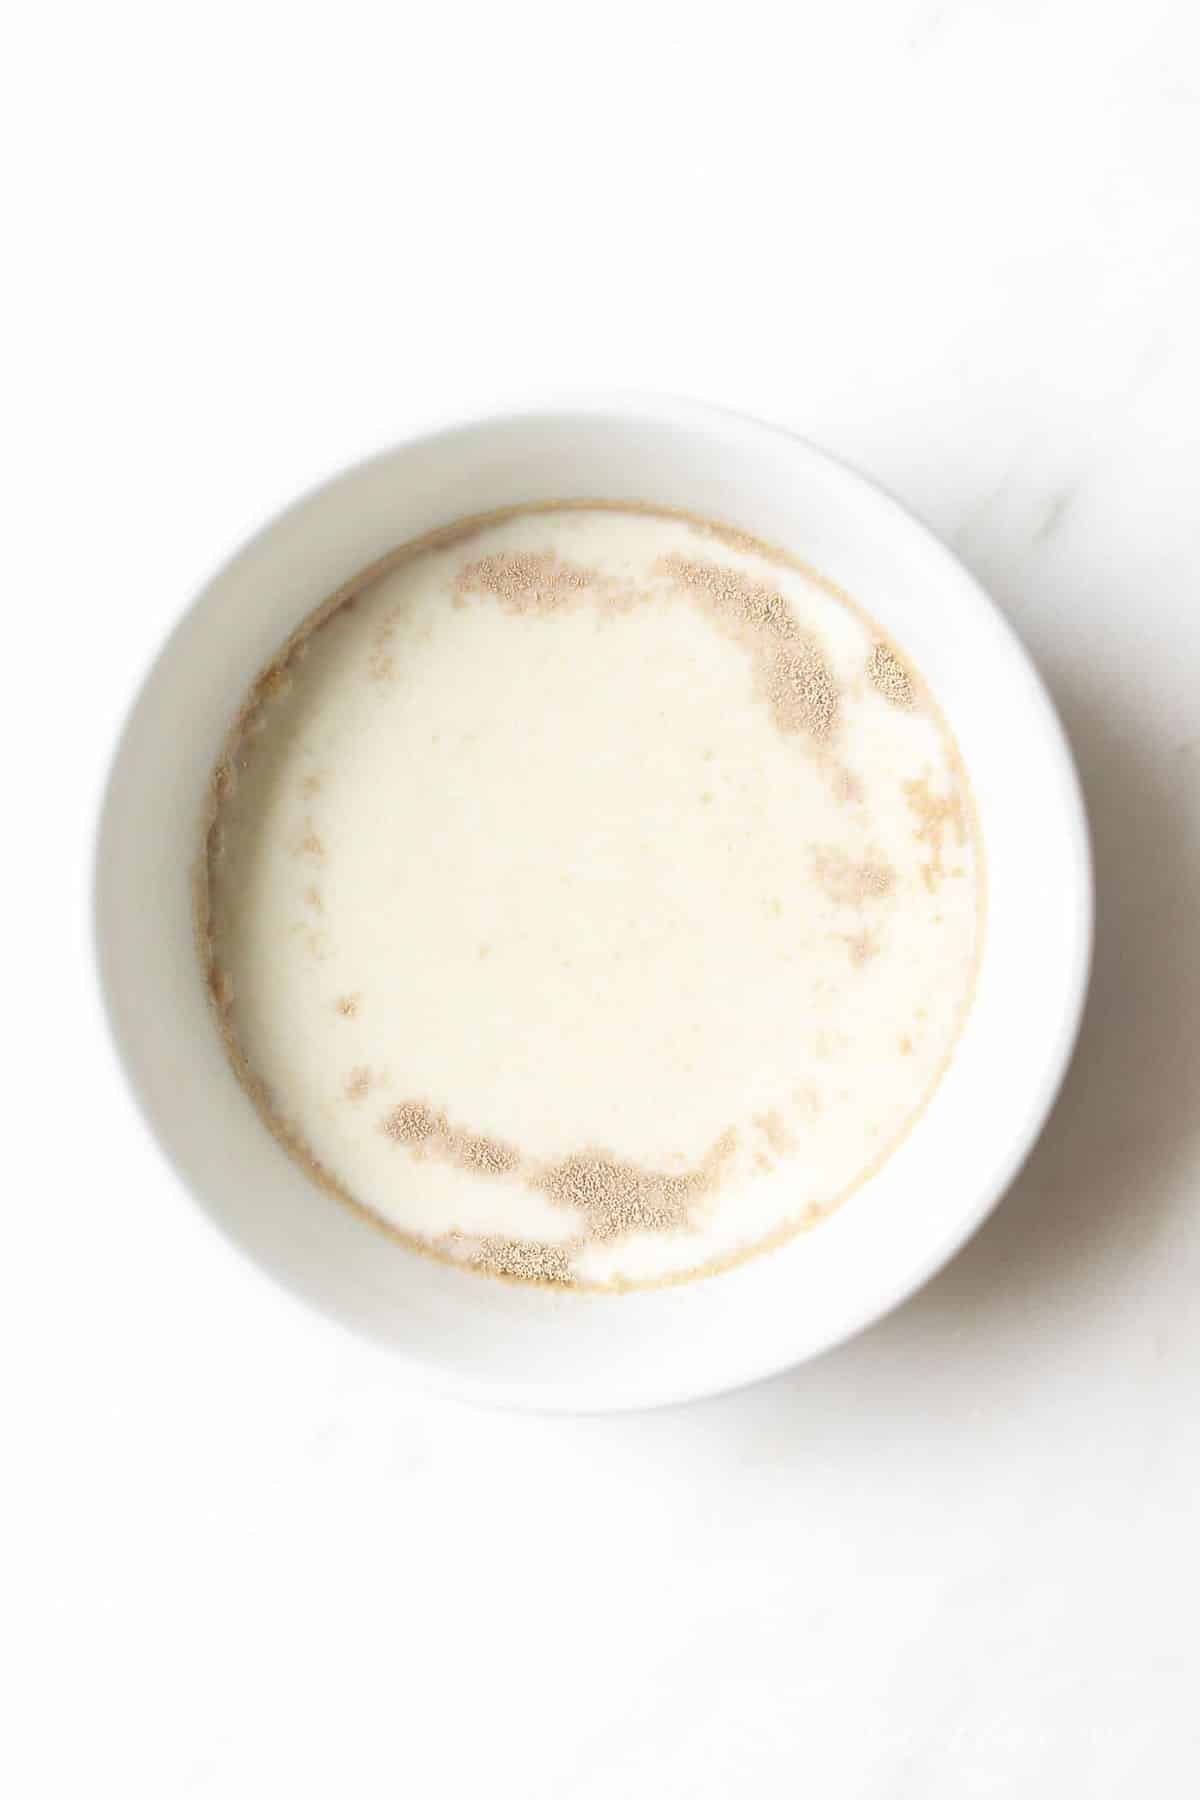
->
xmin=8 ymin=1 xmax=1200 ymax=1794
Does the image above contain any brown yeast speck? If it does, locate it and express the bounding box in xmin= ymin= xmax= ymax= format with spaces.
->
xmin=382 ymin=1100 xmax=439 ymax=1145
xmin=755 ymin=1110 xmax=794 ymax=1155
xmin=335 ymin=993 xmax=359 ymax=1017
xmin=868 ymin=642 xmax=915 ymax=709
xmin=453 ymin=551 xmax=593 ymax=613
xmin=460 ymin=1234 xmax=578 ymax=1285
xmin=345 ymin=1066 xmax=372 ymax=1103
xmin=842 ymin=928 xmax=879 ymax=967
xmin=693 ymin=519 xmax=770 ymax=557
xmin=811 ymin=845 xmax=896 ymax=905
xmin=453 ymin=1128 xmax=522 ymax=1178
xmin=904 ymin=772 xmax=967 ymax=892
xmin=658 ymin=555 xmax=839 ymax=741
xmin=381 ymin=1101 xmax=520 ymax=1176
xmin=534 ymin=1129 xmax=736 ymax=1242
xmin=368 ymin=603 xmax=406 ymax=681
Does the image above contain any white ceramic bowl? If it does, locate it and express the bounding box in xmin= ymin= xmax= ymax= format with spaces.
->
xmin=93 ymin=395 xmax=1092 ymax=1411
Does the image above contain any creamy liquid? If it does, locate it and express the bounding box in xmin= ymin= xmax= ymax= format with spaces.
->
xmin=202 ymin=504 xmax=982 ymax=1288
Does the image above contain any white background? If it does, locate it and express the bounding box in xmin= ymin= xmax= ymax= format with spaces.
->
xmin=6 ymin=2 xmax=1200 ymax=1794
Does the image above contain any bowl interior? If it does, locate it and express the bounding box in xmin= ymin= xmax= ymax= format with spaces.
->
xmin=94 ymin=401 xmax=1091 ymax=1409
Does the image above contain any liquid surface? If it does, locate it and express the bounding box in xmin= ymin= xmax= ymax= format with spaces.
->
xmin=202 ymin=505 xmax=982 ymax=1288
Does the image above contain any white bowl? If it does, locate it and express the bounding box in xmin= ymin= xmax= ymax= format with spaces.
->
xmin=93 ymin=395 xmax=1092 ymax=1411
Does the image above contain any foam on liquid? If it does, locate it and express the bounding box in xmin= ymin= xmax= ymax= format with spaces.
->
xmin=203 ymin=505 xmax=982 ymax=1288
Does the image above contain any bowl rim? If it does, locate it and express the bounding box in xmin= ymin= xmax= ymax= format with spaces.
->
xmin=90 ymin=390 xmax=1094 ymax=1411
